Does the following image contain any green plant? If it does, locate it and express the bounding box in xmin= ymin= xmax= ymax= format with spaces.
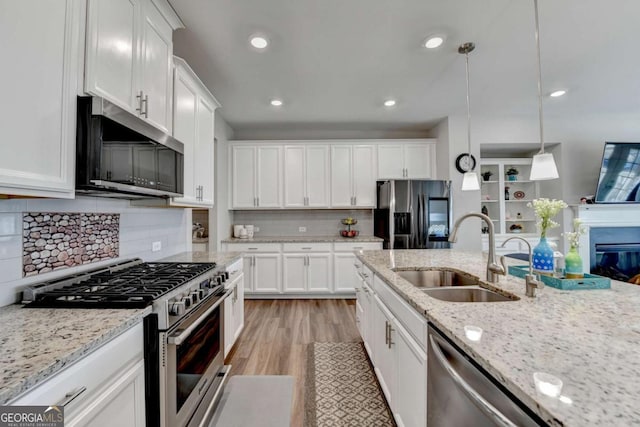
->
xmin=505 ymin=167 xmax=519 ymax=176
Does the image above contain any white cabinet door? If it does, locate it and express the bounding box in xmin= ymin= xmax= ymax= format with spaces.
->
xmin=377 ymin=145 xmax=404 ymax=179
xmin=330 ymin=145 xmax=353 ymax=207
xmin=307 ymin=253 xmax=332 ymax=292
xmin=233 ymin=275 xmax=245 ymax=342
xmin=138 ymin=0 xmax=173 ymax=133
xmin=284 ymin=145 xmax=328 ymax=208
xmin=85 ymin=0 xmax=140 ymax=113
xmin=361 ymin=282 xmax=374 ymax=357
xmin=334 ymin=252 xmax=358 ymax=292
xmin=404 ymin=144 xmax=433 ymax=179
xmin=283 ymin=254 xmax=306 ymax=292
xmin=305 ymin=146 xmax=330 ymax=207
xmin=232 ymin=146 xmax=257 ymax=208
xmin=394 ymin=320 xmax=427 ymax=427
xmin=0 ymin=0 xmax=79 ymax=198
xmin=373 ymin=296 xmax=396 ymax=405
xmin=253 ymin=254 xmax=281 ymax=293
xmin=67 ymin=360 xmax=145 ymax=427
xmin=242 ymin=255 xmax=254 ymax=292
xmin=256 ymin=146 xmax=282 ymax=208
xmin=196 ymin=97 xmax=216 ymax=205
xmin=224 ymin=295 xmax=234 ymax=357
xmin=353 ymin=145 xmax=376 ymax=207
xmin=172 ymin=69 xmax=197 ymax=202
xmin=284 ymin=146 xmax=305 ymax=208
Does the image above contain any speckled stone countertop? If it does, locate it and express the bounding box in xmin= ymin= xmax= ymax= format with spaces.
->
xmin=0 ymin=305 xmax=150 ymax=404
xmin=159 ymin=251 xmax=243 ymax=265
xmin=0 ymin=251 xmax=241 ymax=405
xmin=221 ymin=235 xmax=383 ymax=243
xmin=356 ymin=249 xmax=640 ymax=426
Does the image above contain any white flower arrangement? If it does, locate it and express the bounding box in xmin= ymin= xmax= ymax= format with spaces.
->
xmin=527 ymin=198 xmax=568 ymax=238
xmin=563 ymin=218 xmax=586 ymax=249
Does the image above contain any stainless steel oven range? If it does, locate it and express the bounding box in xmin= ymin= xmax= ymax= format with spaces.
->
xmin=23 ymin=258 xmax=234 ymax=427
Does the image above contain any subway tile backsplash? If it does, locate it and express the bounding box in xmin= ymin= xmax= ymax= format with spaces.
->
xmin=22 ymin=212 xmax=120 ymax=276
xmin=232 ymin=209 xmax=373 ymax=237
xmin=0 ymin=197 xmax=189 ymax=306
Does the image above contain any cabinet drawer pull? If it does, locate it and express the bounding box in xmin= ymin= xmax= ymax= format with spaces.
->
xmin=384 ymin=320 xmax=389 ymax=345
xmin=248 ymin=248 xmax=258 ymax=250
xmin=302 ymin=247 xmax=312 ymax=250
xmin=353 ymin=246 xmax=363 ymax=250
xmin=56 ymin=386 xmax=87 ymax=407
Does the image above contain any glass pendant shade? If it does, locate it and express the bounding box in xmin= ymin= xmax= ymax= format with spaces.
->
xmin=462 ymin=171 xmax=480 ymax=191
xmin=530 ymin=152 xmax=559 ymax=180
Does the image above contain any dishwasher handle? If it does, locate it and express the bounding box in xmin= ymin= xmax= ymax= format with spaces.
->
xmin=429 ymin=333 xmax=519 ymax=427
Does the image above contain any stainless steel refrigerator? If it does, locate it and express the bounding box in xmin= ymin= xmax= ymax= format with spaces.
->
xmin=374 ymin=180 xmax=452 ymax=249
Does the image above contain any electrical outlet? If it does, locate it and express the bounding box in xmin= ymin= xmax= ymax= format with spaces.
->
xmin=255 ymin=226 xmax=260 ymax=232
xmin=152 ymin=241 xmax=162 ymax=252
xmin=298 ymin=226 xmax=307 ymax=233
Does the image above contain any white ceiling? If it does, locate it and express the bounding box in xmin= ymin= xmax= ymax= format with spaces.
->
xmin=169 ymin=0 xmax=640 ymax=132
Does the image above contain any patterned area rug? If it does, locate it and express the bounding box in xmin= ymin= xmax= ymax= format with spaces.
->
xmin=304 ymin=342 xmax=395 ymax=426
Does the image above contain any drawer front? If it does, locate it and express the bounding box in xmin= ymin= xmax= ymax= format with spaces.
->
xmin=334 ymin=242 xmax=382 ymax=252
xmin=373 ymin=275 xmax=426 ymax=348
xmin=11 ymin=323 xmax=144 ymax=410
xmin=226 ymin=243 xmax=282 ymax=252
xmin=283 ymin=242 xmax=332 ymax=252
xmin=361 ymin=265 xmax=373 ymax=287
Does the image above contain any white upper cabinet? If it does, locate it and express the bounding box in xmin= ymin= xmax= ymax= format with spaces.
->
xmin=0 ymin=0 xmax=81 ymax=198
xmin=135 ymin=57 xmax=220 ymax=208
xmin=231 ymin=145 xmax=282 ymax=209
xmin=284 ymin=145 xmax=330 ymax=208
xmin=331 ymin=144 xmax=376 ymax=207
xmin=377 ymin=141 xmax=436 ymax=179
xmin=85 ymin=0 xmax=181 ymax=134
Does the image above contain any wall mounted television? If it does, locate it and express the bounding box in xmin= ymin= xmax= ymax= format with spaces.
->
xmin=595 ymin=142 xmax=640 ymax=203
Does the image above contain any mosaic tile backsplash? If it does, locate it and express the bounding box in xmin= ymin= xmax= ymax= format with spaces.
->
xmin=22 ymin=213 xmax=120 ymax=276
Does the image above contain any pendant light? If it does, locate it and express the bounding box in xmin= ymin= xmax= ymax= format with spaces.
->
xmin=459 ymin=42 xmax=480 ymax=191
xmin=529 ymin=0 xmax=559 ymax=181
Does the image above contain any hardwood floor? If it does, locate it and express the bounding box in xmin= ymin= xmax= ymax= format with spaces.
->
xmin=225 ymin=299 xmax=361 ymax=426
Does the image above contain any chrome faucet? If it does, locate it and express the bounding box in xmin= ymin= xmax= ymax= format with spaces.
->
xmin=448 ymin=212 xmax=506 ymax=283
xmin=499 ymin=236 xmax=544 ymax=297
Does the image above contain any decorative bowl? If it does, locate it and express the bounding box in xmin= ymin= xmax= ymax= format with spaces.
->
xmin=341 ymin=219 xmax=358 ymax=226
xmin=340 ymin=230 xmax=359 ymax=238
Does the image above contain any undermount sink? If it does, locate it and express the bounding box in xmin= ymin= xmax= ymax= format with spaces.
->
xmin=422 ymin=286 xmax=519 ymax=303
xmin=393 ymin=268 xmax=480 ymax=288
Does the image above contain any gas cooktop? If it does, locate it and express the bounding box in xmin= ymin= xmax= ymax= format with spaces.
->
xmin=23 ymin=259 xmax=217 ymax=308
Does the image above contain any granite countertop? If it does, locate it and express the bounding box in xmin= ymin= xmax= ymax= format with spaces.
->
xmin=356 ymin=249 xmax=640 ymax=426
xmin=159 ymin=251 xmax=243 ymax=265
xmin=221 ymin=235 xmax=383 ymax=243
xmin=0 ymin=251 xmax=242 ymax=405
xmin=0 ymin=305 xmax=150 ymax=404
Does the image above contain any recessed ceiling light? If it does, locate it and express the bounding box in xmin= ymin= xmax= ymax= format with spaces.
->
xmin=383 ymin=99 xmax=396 ymax=107
xmin=250 ymin=36 xmax=268 ymax=49
xmin=550 ymin=90 xmax=567 ymax=98
xmin=424 ymin=36 xmax=444 ymax=49
xmin=270 ymin=99 xmax=283 ymax=107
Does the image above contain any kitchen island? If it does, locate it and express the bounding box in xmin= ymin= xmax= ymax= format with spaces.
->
xmin=356 ymin=249 xmax=640 ymax=426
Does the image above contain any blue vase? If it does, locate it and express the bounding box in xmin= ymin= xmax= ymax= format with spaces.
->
xmin=532 ymin=236 xmax=554 ymax=274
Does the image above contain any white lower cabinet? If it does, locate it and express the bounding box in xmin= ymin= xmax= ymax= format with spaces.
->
xmin=394 ymin=319 xmax=427 ymax=427
xmin=11 ymin=324 xmax=145 ymax=427
xmin=283 ymin=244 xmax=332 ymax=294
xmin=358 ymin=266 xmax=428 ymax=427
xmin=242 ymin=252 xmax=281 ymax=294
xmin=372 ymin=295 xmax=396 ymax=405
xmin=333 ymin=242 xmax=383 ymax=293
xmin=224 ymin=269 xmax=245 ymax=357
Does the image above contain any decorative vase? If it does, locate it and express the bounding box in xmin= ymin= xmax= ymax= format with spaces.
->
xmin=532 ymin=236 xmax=554 ymax=275
xmin=564 ymin=245 xmax=584 ymax=279
xmin=507 ymin=174 xmax=518 ymax=181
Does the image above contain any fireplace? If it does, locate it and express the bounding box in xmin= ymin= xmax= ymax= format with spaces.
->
xmin=590 ymin=227 xmax=640 ymax=282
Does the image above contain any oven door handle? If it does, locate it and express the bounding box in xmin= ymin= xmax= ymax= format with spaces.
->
xmin=168 ymin=289 xmax=232 ymax=345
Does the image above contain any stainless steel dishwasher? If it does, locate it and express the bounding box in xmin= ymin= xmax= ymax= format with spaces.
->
xmin=427 ymin=325 xmax=548 ymax=427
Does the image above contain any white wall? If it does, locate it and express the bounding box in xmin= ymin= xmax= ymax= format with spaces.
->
xmin=210 ymin=113 xmax=235 ymax=250
xmin=0 ymin=197 xmax=189 ymax=306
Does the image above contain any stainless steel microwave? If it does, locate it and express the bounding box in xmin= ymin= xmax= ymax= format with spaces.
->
xmin=75 ymin=96 xmax=184 ymax=199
